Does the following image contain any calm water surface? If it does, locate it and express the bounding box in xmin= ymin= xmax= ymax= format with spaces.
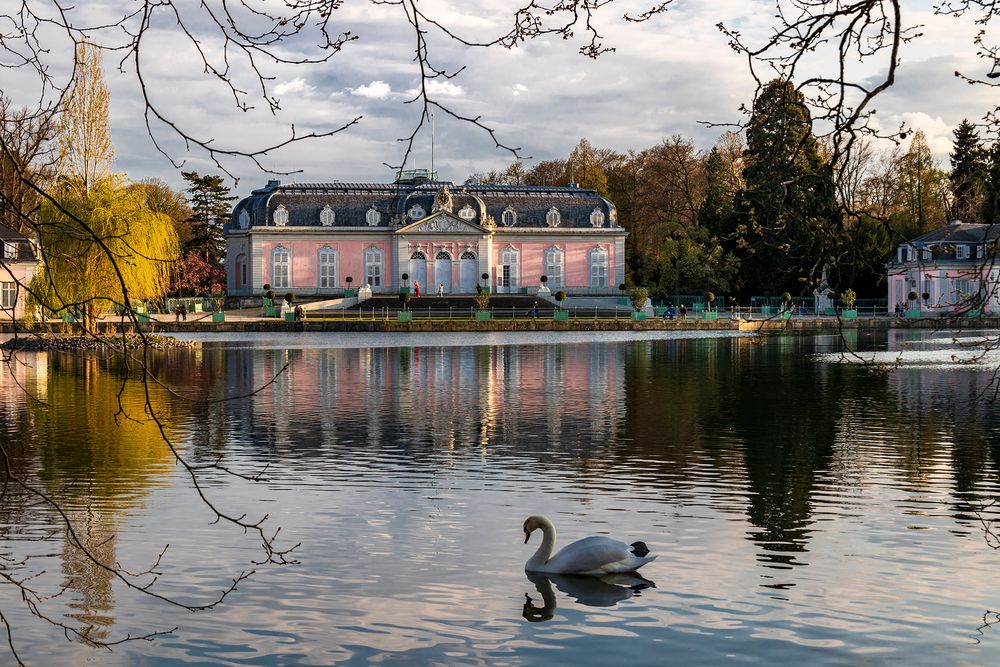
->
xmin=2 ymin=329 xmax=1000 ymax=665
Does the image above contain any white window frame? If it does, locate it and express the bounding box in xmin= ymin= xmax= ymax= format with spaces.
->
xmin=318 ymin=246 xmax=338 ymax=288
xmin=2 ymin=242 xmax=15 ymax=259
xmin=365 ymin=247 xmax=383 ymax=288
xmin=546 ymin=207 xmax=561 ymax=227
xmin=460 ymin=250 xmax=476 ymax=261
xmin=956 ymin=244 xmax=970 ymax=260
xmin=272 ymin=246 xmax=291 ymax=289
xmin=545 ymin=247 xmax=564 ymax=288
xmin=500 ymin=247 xmax=519 ymax=288
xmin=1 ymin=281 xmax=15 ymax=309
xmin=589 ymin=247 xmax=608 ymax=288
xmin=590 ymin=208 xmax=605 ymax=228
xmin=320 ymin=205 xmax=335 ymax=226
xmin=501 ymin=207 xmax=516 ymax=227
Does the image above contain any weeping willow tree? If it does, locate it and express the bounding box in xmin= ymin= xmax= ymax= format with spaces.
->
xmin=29 ymin=177 xmax=180 ymax=330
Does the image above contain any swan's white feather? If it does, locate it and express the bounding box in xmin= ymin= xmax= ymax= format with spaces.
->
xmin=530 ymin=533 xmax=657 ymax=575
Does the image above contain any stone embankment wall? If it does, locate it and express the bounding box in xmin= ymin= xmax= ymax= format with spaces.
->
xmin=2 ymin=317 xmax=998 ymax=335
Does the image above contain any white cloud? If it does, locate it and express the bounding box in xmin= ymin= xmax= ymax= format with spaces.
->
xmin=351 ymin=80 xmax=392 ymax=99
xmin=512 ymin=83 xmax=528 ymax=97
xmin=274 ymin=77 xmax=316 ymax=96
xmin=417 ymin=80 xmax=465 ymax=97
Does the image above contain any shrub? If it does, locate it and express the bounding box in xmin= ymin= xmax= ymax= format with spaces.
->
xmin=346 ymin=276 xmax=353 ymax=286
xmin=265 ymin=289 xmax=275 ymax=301
xmin=285 ymin=292 xmax=296 ymax=304
xmin=402 ymin=272 xmax=409 ymax=282
xmin=629 ymin=287 xmax=649 ymax=312
xmin=473 ymin=291 xmax=490 ymax=312
xmin=540 ymin=275 xmax=548 ymax=284
xmin=841 ymin=288 xmax=857 ymax=308
xmin=908 ymin=290 xmax=918 ymax=302
xmin=618 ymin=282 xmax=627 ymax=293
xmin=781 ymin=291 xmax=791 ymax=303
xmin=210 ymin=284 xmax=226 ymax=312
xmin=705 ymin=291 xmax=715 ymax=311
xmin=399 ymin=291 xmax=412 ymax=310
xmin=263 ymin=283 xmax=272 ymax=291
xmin=555 ymin=290 xmax=567 ymax=309
xmin=921 ymin=291 xmax=930 ymax=302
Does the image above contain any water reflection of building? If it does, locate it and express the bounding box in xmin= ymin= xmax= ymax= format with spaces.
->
xmin=227 ymin=342 xmax=625 ymax=461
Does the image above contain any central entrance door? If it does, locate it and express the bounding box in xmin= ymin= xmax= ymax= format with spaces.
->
xmin=434 ymin=251 xmax=452 ymax=293
xmin=459 ymin=251 xmax=477 ymax=293
xmin=408 ymin=251 xmax=427 ymax=292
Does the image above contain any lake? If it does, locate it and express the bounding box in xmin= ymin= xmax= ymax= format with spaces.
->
xmin=1 ymin=329 xmax=1000 ymax=665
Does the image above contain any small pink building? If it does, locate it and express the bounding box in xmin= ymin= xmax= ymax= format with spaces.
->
xmin=0 ymin=224 xmax=38 ymax=320
xmin=887 ymin=221 xmax=1000 ymax=315
xmin=225 ymin=172 xmax=627 ymax=297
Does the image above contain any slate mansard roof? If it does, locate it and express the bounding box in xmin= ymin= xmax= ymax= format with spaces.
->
xmin=227 ymin=178 xmax=620 ymax=231
xmin=910 ymin=221 xmax=1000 ymax=245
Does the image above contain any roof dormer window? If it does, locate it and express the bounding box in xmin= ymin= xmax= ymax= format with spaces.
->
xmin=458 ymin=205 xmax=476 ymax=221
xmin=546 ymin=207 xmax=561 ymax=227
xmin=273 ymin=204 xmax=289 ymax=226
xmin=956 ymin=244 xmax=970 ymax=260
xmin=320 ymin=205 xmax=335 ymax=226
xmin=501 ymin=206 xmax=516 ymax=227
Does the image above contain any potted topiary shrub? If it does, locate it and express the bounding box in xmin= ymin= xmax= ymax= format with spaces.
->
xmin=262 ymin=284 xmax=273 ymax=307
xmin=780 ymin=291 xmax=793 ymax=319
xmin=398 ymin=291 xmax=413 ymax=322
xmin=284 ymin=292 xmax=297 ymax=321
xmin=703 ymin=291 xmax=718 ymax=320
xmin=264 ymin=288 xmax=278 ymax=317
xmin=211 ymin=284 xmax=226 ymax=323
xmin=554 ymin=290 xmax=569 ymax=320
xmin=473 ymin=290 xmax=492 ymax=321
xmin=630 ymin=287 xmax=649 ymax=320
xmin=345 ymin=275 xmax=356 ymax=298
xmin=907 ymin=290 xmax=920 ymax=318
xmin=841 ymin=288 xmax=857 ymax=319
xmin=481 ymin=272 xmax=491 ymax=293
xmin=401 ymin=273 xmax=411 ymax=294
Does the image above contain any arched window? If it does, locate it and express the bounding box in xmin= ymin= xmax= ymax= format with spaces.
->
xmin=272 ymin=246 xmax=291 ymax=288
xmin=589 ymin=247 xmax=608 ymax=288
xmin=460 ymin=250 xmax=476 ymax=260
xmin=545 ymin=247 xmax=564 ymax=288
xmin=458 ymin=205 xmax=476 ymax=221
xmin=546 ymin=207 xmax=561 ymax=227
xmin=273 ymin=204 xmax=289 ymax=226
xmin=238 ymin=209 xmax=250 ymax=229
xmin=590 ymin=208 xmax=605 ymax=227
xmin=318 ymin=247 xmax=337 ymax=288
xmin=410 ymin=250 xmax=426 ymax=260
xmin=320 ymin=205 xmax=335 ymax=226
xmin=435 ymin=250 xmax=452 ymax=260
xmin=366 ymin=207 xmax=381 ymax=226
xmin=501 ymin=206 xmax=517 ymax=227
xmin=235 ymin=253 xmax=247 ymax=287
xmin=365 ymin=247 xmax=383 ymax=287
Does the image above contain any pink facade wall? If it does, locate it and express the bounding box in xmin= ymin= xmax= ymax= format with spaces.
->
xmin=261 ymin=239 xmax=393 ymax=290
xmin=1 ymin=262 xmax=37 ymax=320
xmin=888 ymin=266 xmax=996 ymax=313
xmin=493 ymin=240 xmax=617 ymax=287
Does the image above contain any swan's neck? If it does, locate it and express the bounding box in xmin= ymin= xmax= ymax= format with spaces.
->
xmin=526 ymin=519 xmax=557 ymax=570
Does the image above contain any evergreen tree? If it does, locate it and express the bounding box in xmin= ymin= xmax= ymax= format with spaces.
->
xmin=181 ymin=171 xmax=235 ymax=266
xmin=982 ymin=142 xmax=1000 ymax=224
xmin=699 ymin=146 xmax=739 ymax=235
xmin=898 ymin=131 xmax=949 ymax=237
xmin=949 ymin=119 xmax=987 ymax=224
xmin=734 ymin=79 xmax=838 ymax=296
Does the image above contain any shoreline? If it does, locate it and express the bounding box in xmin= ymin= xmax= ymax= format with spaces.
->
xmin=2 ymin=315 xmax=997 ymax=335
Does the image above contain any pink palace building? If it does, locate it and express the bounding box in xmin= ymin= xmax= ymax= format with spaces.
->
xmin=224 ymin=171 xmax=627 ymax=297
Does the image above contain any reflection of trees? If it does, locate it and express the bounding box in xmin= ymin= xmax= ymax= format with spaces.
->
xmin=25 ymin=352 xmax=176 ymax=642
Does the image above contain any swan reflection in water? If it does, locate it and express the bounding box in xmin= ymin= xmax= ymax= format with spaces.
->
xmin=522 ymin=570 xmax=656 ymax=622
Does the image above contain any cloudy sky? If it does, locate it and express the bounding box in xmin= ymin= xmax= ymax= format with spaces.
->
xmin=6 ymin=1 xmax=998 ymax=198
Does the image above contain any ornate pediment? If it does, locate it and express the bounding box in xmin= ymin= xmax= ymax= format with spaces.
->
xmin=395 ymin=211 xmax=488 ymax=235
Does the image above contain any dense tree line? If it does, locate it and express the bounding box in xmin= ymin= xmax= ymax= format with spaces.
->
xmin=468 ymin=79 xmax=996 ymax=301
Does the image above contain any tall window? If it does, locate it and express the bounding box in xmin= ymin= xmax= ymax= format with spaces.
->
xmin=500 ymin=247 xmax=519 ymax=288
xmin=2 ymin=242 xmax=14 ymax=259
xmin=435 ymin=250 xmax=452 ymax=260
xmin=545 ymin=247 xmax=564 ymax=288
xmin=365 ymin=247 xmax=383 ymax=287
xmin=272 ymin=247 xmax=290 ymax=288
xmin=319 ymin=247 xmax=338 ymax=288
xmin=589 ymin=247 xmax=608 ymax=288
xmin=235 ymin=253 xmax=247 ymax=287
xmin=1 ymin=282 xmax=15 ymax=308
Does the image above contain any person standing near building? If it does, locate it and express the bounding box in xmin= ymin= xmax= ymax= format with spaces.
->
xmin=437 ymin=283 xmax=444 ymax=297
xmin=414 ymin=281 xmax=420 ymax=297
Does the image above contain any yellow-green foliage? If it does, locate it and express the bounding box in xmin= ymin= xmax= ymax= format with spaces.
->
xmin=29 ymin=177 xmax=180 ymax=327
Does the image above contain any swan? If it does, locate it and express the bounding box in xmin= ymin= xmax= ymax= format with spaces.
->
xmin=522 ymin=515 xmax=656 ymax=575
